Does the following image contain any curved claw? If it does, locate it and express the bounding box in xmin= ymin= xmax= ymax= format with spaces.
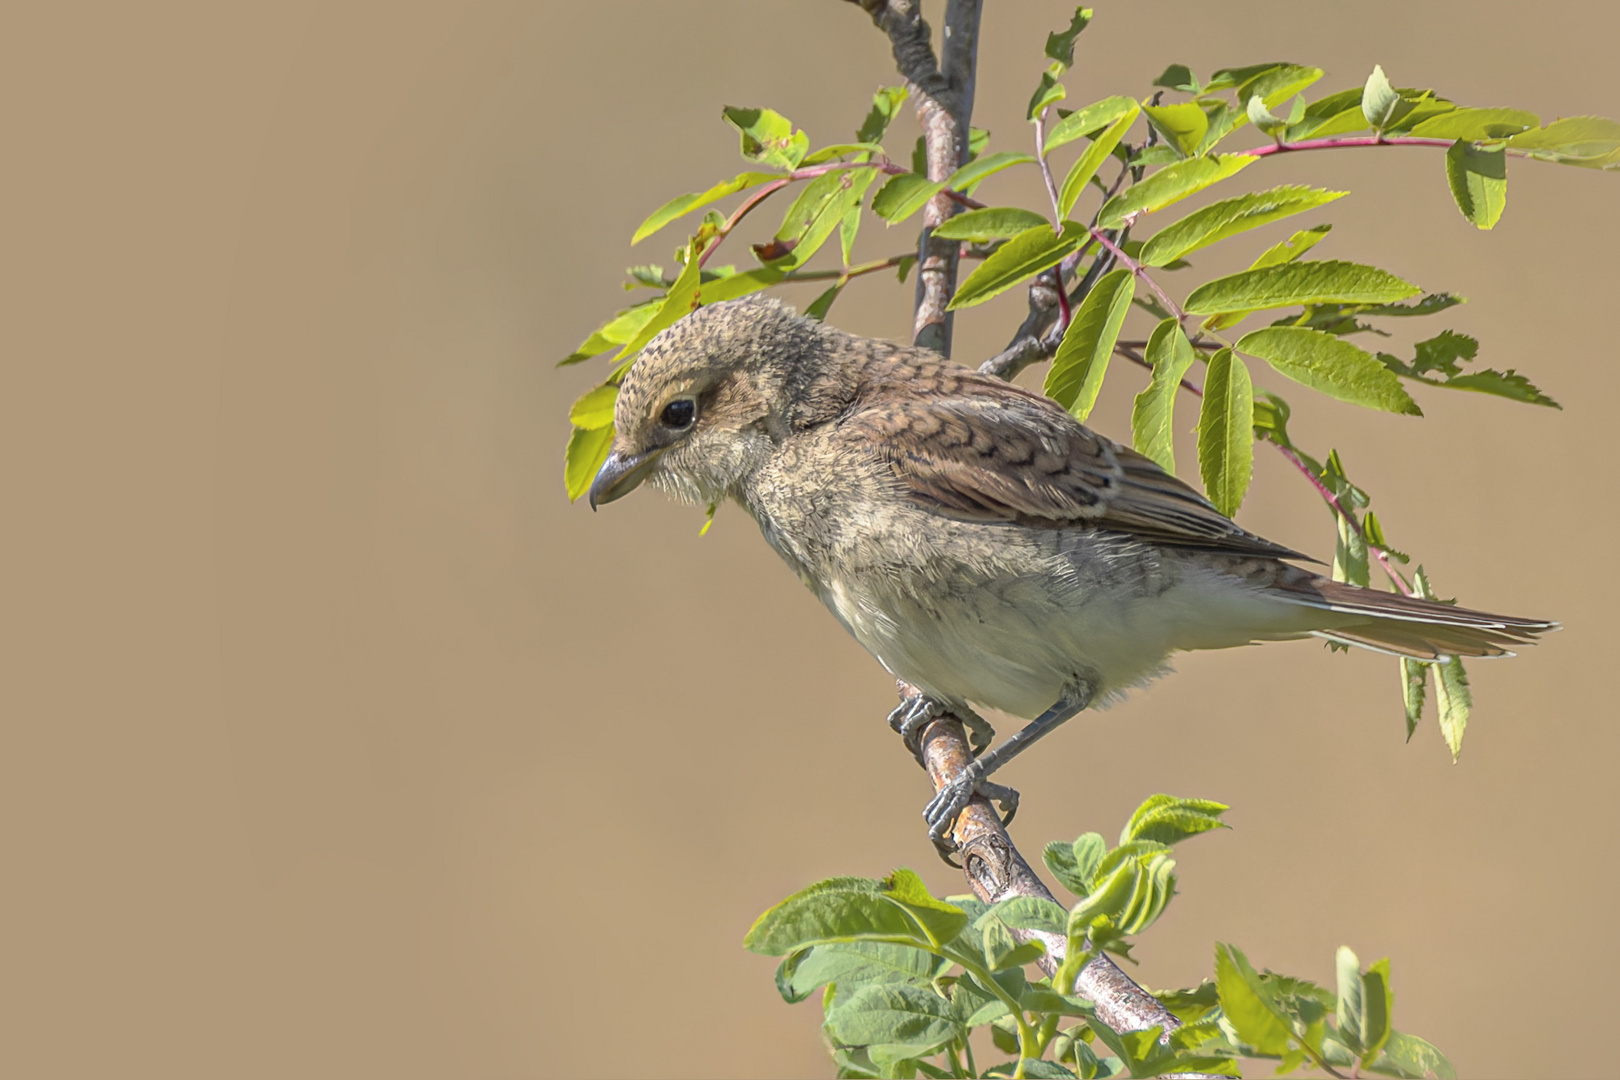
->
xmin=887 ymin=696 xmax=944 ymax=764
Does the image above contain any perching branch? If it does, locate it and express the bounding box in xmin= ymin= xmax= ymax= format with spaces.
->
xmin=850 ymin=0 xmax=981 ymax=356
xmin=901 ymin=685 xmax=1193 ymax=1043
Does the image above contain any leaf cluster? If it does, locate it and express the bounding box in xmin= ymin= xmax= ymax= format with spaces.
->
xmin=746 ymin=794 xmax=1452 ymax=1079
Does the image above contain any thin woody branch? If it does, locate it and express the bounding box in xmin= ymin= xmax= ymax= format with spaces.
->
xmin=902 ymin=688 xmax=1193 ymax=1042
xmin=850 ymin=0 xmax=980 ymax=356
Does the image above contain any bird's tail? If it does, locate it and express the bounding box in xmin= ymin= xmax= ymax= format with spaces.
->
xmin=1277 ymin=577 xmax=1557 ymax=660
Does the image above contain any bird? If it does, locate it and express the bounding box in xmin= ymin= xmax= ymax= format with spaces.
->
xmin=588 ymin=295 xmax=1555 ymax=846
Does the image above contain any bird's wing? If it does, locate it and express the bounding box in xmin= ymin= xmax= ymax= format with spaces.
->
xmin=843 ymin=367 xmax=1308 ymax=560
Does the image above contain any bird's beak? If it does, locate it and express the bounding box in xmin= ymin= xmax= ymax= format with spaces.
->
xmin=589 ymin=448 xmax=661 ymax=510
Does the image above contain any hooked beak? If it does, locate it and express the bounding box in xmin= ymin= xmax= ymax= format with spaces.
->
xmin=588 ymin=449 xmax=662 ymax=510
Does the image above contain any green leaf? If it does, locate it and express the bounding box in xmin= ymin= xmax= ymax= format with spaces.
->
xmin=631 ymin=171 xmax=780 ymax=244
xmin=871 ymin=173 xmax=946 ymax=224
xmin=1045 ymin=95 xmax=1139 ymax=153
xmin=1214 ymin=944 xmax=1291 ymax=1056
xmin=1335 ymin=946 xmax=1366 ymax=1054
xmin=989 ymin=896 xmax=1069 ymax=935
xmin=723 ymin=105 xmax=808 ymax=170
xmin=1400 ymin=657 xmax=1429 ymax=741
xmin=1185 ymin=260 xmax=1421 ymax=315
xmin=883 ymin=869 xmax=970 ymax=948
xmin=1142 ymin=101 xmax=1209 ymax=158
xmin=564 ymin=424 xmax=613 ymax=502
xmin=1408 ymin=107 xmax=1538 ymax=141
xmin=1057 ymin=107 xmax=1139 ymax=217
xmin=1412 ymin=568 xmax=1472 ymax=761
xmin=568 ymin=383 xmax=618 ymax=430
xmin=697 ymin=267 xmax=784 ymax=305
xmin=1440 ymin=369 xmax=1560 ymax=407
xmin=857 ymin=85 xmax=909 ymax=144
xmin=804 ymin=283 xmax=842 ymax=322
xmin=824 ymin=983 xmax=964 ymax=1066
xmin=1029 ymin=71 xmax=1068 ymax=121
xmin=1045 ymin=6 xmax=1094 ymax=67
xmin=951 ymin=222 xmax=1088 ymax=309
xmin=776 ymin=942 xmax=944 ymax=1004
xmin=615 ymin=234 xmax=710 ymax=361
xmin=744 ymin=877 xmax=927 ymax=955
xmin=1359 ymin=958 xmax=1393 ymax=1065
xmin=1237 ymin=327 xmax=1421 ymax=414
xmin=561 ymin=299 xmax=663 ymax=365
xmin=1121 ymin=794 xmax=1229 ymax=847
xmin=932 ymin=206 xmax=1051 ymax=242
xmin=1445 ymin=140 xmax=1507 ymax=229
xmin=1139 ymin=186 xmax=1345 ymax=267
xmin=1361 ymin=65 xmax=1412 ymax=132
xmin=1045 ymin=267 xmax=1134 ymax=420
xmin=1250 ymin=223 xmax=1333 ymax=270
xmin=841 ymin=196 xmax=862 ymax=264
xmin=1285 ymin=87 xmax=1368 ymax=141
xmin=1371 ymin=1031 xmax=1457 ymax=1080
xmin=800 ymin=142 xmax=885 ymax=167
xmin=946 ymin=150 xmax=1035 ymax=193
xmin=768 ymin=168 xmax=876 ymax=270
xmin=1096 ymin=154 xmax=1257 ymax=228
xmin=1153 ymin=64 xmax=1200 ymax=93
xmin=1043 ymin=833 xmax=1106 ymax=898
xmin=1197 ymin=349 xmax=1253 ymax=517
xmin=1131 ymin=318 xmax=1197 ymax=473
xmin=1508 ymin=116 xmax=1620 ymax=165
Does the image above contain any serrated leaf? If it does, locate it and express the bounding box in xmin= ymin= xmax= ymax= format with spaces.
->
xmin=1445 ymin=140 xmax=1507 ymax=229
xmin=988 ymin=896 xmax=1070 ymax=936
xmin=932 ymin=206 xmax=1051 ymax=242
xmin=824 ymin=983 xmax=964 ymax=1066
xmin=946 ymin=150 xmax=1035 ymax=193
xmin=1197 ymin=349 xmax=1253 ymax=517
xmin=631 ymin=171 xmax=781 ymax=244
xmin=1407 ymin=329 xmax=1478 ymax=376
xmin=1441 ymin=369 xmax=1560 ymax=407
xmin=564 ymin=424 xmax=614 ymax=501
xmin=1408 ymin=107 xmax=1538 ymax=141
xmin=1131 ymin=318 xmax=1197 ymax=473
xmin=1143 ymin=101 xmax=1209 ymax=158
xmin=1508 ymin=115 xmax=1620 ymax=165
xmin=883 ymin=869 xmax=970 ymax=948
xmin=1186 ymin=260 xmax=1420 ymax=315
xmin=1045 ymin=95 xmax=1139 ymax=153
xmin=1361 ymin=65 xmax=1411 ymax=131
xmin=1140 ymin=186 xmax=1345 ymax=267
xmin=769 ymin=168 xmax=876 ymax=270
xmin=1238 ymin=327 xmax=1421 ymax=414
xmin=744 ymin=877 xmax=926 ymax=955
xmin=1096 ymin=154 xmax=1257 ymax=228
xmin=1042 ymin=840 xmax=1091 ymax=897
xmin=1400 ymin=657 xmax=1428 ymax=741
xmin=1335 ymin=947 xmax=1366 ymax=1054
xmin=1214 ymin=944 xmax=1292 ymax=1055
xmin=1251 ymin=223 xmax=1333 ymax=270
xmin=951 ymin=221 xmax=1088 ymax=309
xmin=1045 ymin=268 xmax=1134 ymax=420
xmin=1412 ymin=568 xmax=1473 ymax=761
xmin=568 ymin=383 xmax=618 ymax=429
xmin=1045 ymin=6 xmax=1094 ymax=67
xmin=723 ymin=105 xmax=808 ymax=170
xmin=776 ymin=942 xmax=944 ymax=1004
xmin=1372 ymin=1031 xmax=1457 ymax=1080
xmin=614 ymin=234 xmax=710 ymax=362
xmin=871 ymin=172 xmax=946 ymax=224
xmin=1121 ymin=793 xmax=1229 ymax=846
xmin=1284 ymin=87 xmax=1367 ymax=141
xmin=857 ymin=85 xmax=909 ymax=144
xmin=1057 ymin=106 xmax=1139 ymax=218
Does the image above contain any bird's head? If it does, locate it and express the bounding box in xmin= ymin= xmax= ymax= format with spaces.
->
xmin=588 ymin=295 xmax=854 ymax=509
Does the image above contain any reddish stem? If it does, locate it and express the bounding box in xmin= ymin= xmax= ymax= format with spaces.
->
xmin=1237 ymin=135 xmax=1462 ymax=158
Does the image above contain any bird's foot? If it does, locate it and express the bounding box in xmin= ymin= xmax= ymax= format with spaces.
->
xmin=924 ymin=762 xmax=1019 ymax=848
xmin=887 ymin=695 xmax=996 ymax=763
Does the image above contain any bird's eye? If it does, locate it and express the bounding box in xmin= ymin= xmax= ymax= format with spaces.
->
xmin=660 ymin=398 xmax=696 ymax=430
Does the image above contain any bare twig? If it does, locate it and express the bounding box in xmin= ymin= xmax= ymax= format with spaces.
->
xmin=850 ymin=0 xmax=980 ymax=355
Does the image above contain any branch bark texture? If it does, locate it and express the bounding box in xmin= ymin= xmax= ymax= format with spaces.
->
xmin=852 ymin=0 xmax=980 ymax=356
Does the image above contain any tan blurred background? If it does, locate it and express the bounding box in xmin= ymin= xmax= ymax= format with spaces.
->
xmin=4 ymin=2 xmax=1616 ymax=1076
